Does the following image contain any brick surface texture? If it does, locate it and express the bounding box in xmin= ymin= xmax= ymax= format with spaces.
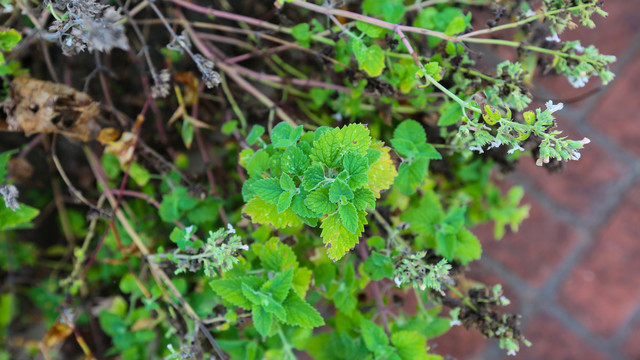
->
xmin=439 ymin=2 xmax=640 ymax=360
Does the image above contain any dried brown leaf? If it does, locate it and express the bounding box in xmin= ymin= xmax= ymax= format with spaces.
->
xmin=1 ymin=75 xmax=100 ymax=141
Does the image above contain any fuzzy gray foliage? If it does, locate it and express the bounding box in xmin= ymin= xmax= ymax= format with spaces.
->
xmin=48 ymin=0 xmax=129 ymax=56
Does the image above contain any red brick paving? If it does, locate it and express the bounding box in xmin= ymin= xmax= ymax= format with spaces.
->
xmin=460 ymin=3 xmax=640 ymax=360
xmin=475 ymin=193 xmax=581 ymax=288
xmin=589 ymin=56 xmax=640 ymax=159
xmin=558 ymin=184 xmax=640 ymax=337
xmin=517 ymin=313 xmax=610 ymax=360
xmin=622 ymin=321 xmax=640 ymax=359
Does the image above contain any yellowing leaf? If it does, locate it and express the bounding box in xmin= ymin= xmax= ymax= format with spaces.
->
xmin=243 ymin=196 xmax=303 ymax=229
xmin=352 ymin=39 xmax=386 ymax=77
xmin=320 ymin=211 xmax=367 ymax=261
xmin=367 ymin=141 xmax=397 ymax=198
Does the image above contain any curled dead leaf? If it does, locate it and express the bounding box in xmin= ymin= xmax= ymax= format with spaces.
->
xmin=102 ymin=115 xmax=145 ymax=167
xmin=1 ymin=75 xmax=100 ymax=141
xmin=43 ymin=322 xmax=73 ymax=347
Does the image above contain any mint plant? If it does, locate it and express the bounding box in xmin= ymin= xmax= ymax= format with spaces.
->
xmin=242 ymin=122 xmax=396 ymax=261
xmin=0 ymin=0 xmax=616 ymax=359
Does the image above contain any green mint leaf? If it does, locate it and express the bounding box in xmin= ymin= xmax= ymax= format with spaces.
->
xmin=363 ymin=252 xmax=394 ymax=280
xmin=416 ymin=143 xmax=442 ymax=160
xmin=291 ymin=186 xmax=320 ymax=218
xmin=252 ymin=178 xmax=283 ymax=204
xmin=254 ymin=238 xmax=299 ymax=272
xmin=241 ymin=284 xmax=287 ymax=320
xmin=271 ymin=122 xmax=294 ymax=148
xmin=128 ymin=162 xmax=150 ymax=186
xmin=329 ymin=179 xmax=354 ymax=203
xmin=289 ymin=125 xmax=304 ymax=143
xmin=442 ymin=206 xmax=465 ymax=233
xmin=292 ymin=267 xmax=312 ymax=298
xmin=282 ymin=291 xmax=325 ymax=328
xmin=356 ymin=21 xmax=386 ymax=38
xmin=246 ymin=125 xmax=265 ymax=145
xmin=445 ymin=15 xmax=467 ymax=35
xmin=0 ymin=29 xmax=21 ymax=52
xmin=243 ymin=196 xmax=303 ymax=229
xmin=338 ymin=202 xmax=358 ymax=234
xmin=400 ymin=190 xmax=444 ymax=236
xmin=391 ymin=138 xmax=418 ymax=158
xmin=424 ymin=61 xmax=442 ymax=80
xmin=0 ymin=203 xmax=39 ymax=230
xmin=291 ymin=23 xmax=311 ymax=48
xmin=169 ymin=225 xmax=202 ymax=251
xmin=311 ymin=124 xmax=371 ymax=168
xmin=343 ymin=151 xmax=369 ymax=189
xmin=209 ymin=276 xmax=265 ymax=309
xmin=436 ymin=232 xmax=456 ymax=260
xmin=222 ymin=120 xmax=237 ymax=135
xmin=279 ymin=172 xmax=296 ymax=192
xmin=366 ymin=148 xmax=381 ymax=165
xmin=241 ymin=282 xmax=265 ymax=306
xmin=282 ymin=146 xmax=310 ymax=176
xmin=361 ymin=318 xmax=389 ymax=351
xmin=186 ymin=197 xmax=223 ymax=225
xmin=393 ymin=119 xmax=426 ymax=145
xmin=454 ymin=228 xmax=482 ymax=265
xmin=339 ymin=125 xmax=371 ymax=153
xmin=302 ymin=164 xmax=325 ymax=191
xmin=277 ymin=191 xmax=295 ymax=213
xmin=246 ymin=149 xmax=270 ymax=178
xmin=390 ymin=331 xmax=429 ymax=360
xmin=310 ymin=128 xmax=343 ymax=168
xmin=305 ymin=187 xmax=337 ymax=215
xmin=362 ymin=0 xmax=406 ymax=23
xmin=320 ymin=211 xmax=367 ymax=261
xmin=438 ymin=101 xmax=463 ymax=126
xmin=260 ymin=268 xmax=294 ymax=303
xmin=352 ymin=39 xmax=385 ymax=77
xmin=353 ymin=187 xmax=376 ymax=211
xmin=264 ymin=298 xmax=287 ymax=322
xmin=367 ymin=236 xmax=386 ymax=250
xmin=159 ymin=187 xmax=199 ymax=222
xmin=252 ymin=305 xmax=273 ymax=338
xmin=394 ymin=157 xmax=429 ymax=195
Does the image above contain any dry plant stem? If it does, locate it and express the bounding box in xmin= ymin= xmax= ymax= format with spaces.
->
xmin=178 ymin=14 xmax=298 ymax=127
xmin=95 ymin=53 xmax=127 ymax=127
xmin=170 ymin=0 xmax=282 ymax=32
xmin=84 ymin=148 xmax=227 ymax=359
xmin=288 ymin=0 xmax=454 ymax=41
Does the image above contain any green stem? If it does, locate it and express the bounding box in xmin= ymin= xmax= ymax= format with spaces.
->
xmin=457 ymin=3 xmax=600 ymax=40
xmin=278 ymin=328 xmax=296 ymax=359
xmin=445 ymin=283 xmax=478 ymax=312
xmin=220 ymin=73 xmax=248 ymax=131
xmin=461 ymin=38 xmax=585 ymax=62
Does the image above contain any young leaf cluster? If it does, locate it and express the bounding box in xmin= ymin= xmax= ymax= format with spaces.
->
xmin=241 ymin=122 xmax=396 ymax=261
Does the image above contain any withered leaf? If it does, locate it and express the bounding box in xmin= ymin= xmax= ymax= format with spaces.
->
xmin=1 ymin=75 xmax=100 ymax=141
xmin=43 ymin=322 xmax=73 ymax=347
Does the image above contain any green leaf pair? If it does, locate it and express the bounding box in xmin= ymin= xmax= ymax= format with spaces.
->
xmin=401 ymin=189 xmax=481 ymax=265
xmin=210 ymin=269 xmax=323 ymax=337
xmin=391 ymin=120 xmax=441 ymax=195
